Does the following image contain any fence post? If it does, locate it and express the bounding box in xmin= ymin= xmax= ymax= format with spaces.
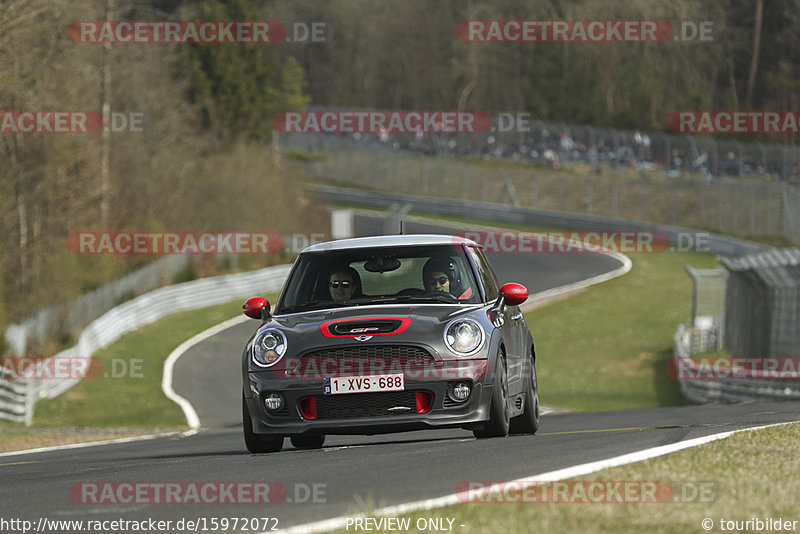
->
xmin=440 ymin=161 xmax=447 ymax=197
xmin=586 ymin=178 xmax=593 ymax=215
xmin=711 ymin=139 xmax=718 ymax=178
xmin=670 ymin=179 xmax=677 ymax=225
xmin=767 ymin=186 xmax=774 ymax=234
xmin=612 ymin=178 xmax=618 ymax=218
xmin=700 ymin=184 xmax=706 ymax=225
xmin=423 ymin=159 xmax=430 ymax=195
xmin=503 ymin=173 xmax=520 ymax=206
xmin=641 ymin=181 xmax=648 ymax=221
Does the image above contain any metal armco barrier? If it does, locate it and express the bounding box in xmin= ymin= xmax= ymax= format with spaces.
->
xmin=674 ymin=324 xmax=800 ymax=403
xmin=0 ymin=264 xmax=291 ymax=425
xmin=307 ymin=185 xmax=771 ymax=256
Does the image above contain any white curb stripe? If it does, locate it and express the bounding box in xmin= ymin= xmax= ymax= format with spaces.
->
xmin=161 ymin=314 xmax=251 ymax=429
xmin=0 ymin=430 xmax=196 ymax=458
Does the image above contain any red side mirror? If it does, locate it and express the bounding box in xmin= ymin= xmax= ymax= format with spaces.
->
xmin=500 ymin=283 xmax=528 ymax=306
xmin=243 ymin=296 xmax=270 ymax=320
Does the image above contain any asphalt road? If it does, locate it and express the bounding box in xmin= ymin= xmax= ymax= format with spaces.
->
xmin=1 ymin=214 xmax=797 ymax=533
xmin=2 ymin=403 xmax=799 ymax=532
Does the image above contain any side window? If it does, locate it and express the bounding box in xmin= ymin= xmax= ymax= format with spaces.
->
xmin=468 ymin=246 xmax=500 ymax=301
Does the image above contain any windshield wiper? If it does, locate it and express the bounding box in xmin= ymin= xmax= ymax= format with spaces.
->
xmin=278 ymin=300 xmax=348 ymax=314
xmin=348 ymin=294 xmax=458 ymax=305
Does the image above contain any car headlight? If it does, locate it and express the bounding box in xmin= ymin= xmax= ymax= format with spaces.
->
xmin=444 ymin=319 xmax=484 ymax=356
xmin=251 ymin=329 xmax=287 ymax=367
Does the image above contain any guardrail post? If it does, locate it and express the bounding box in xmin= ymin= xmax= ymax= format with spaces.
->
xmin=25 ymin=380 xmax=35 ymax=427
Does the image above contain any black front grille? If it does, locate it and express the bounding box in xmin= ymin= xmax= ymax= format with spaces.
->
xmin=442 ymin=396 xmax=462 ymax=408
xmin=292 ymin=345 xmax=436 ymax=378
xmin=315 ymin=391 xmax=419 ymax=419
xmin=305 ymin=345 xmax=433 ymax=361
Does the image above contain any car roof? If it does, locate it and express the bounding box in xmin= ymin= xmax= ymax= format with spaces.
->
xmin=301 ymin=234 xmax=479 ymax=253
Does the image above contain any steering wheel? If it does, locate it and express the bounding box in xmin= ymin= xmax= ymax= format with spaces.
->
xmin=425 ymin=290 xmax=458 ymax=302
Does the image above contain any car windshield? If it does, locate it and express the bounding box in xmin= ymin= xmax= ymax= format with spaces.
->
xmin=276 ymin=244 xmax=482 ymax=313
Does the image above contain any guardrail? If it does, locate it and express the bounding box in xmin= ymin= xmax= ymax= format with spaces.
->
xmin=0 ymin=264 xmax=291 ymax=425
xmin=0 ymin=370 xmax=35 ymax=425
xmin=5 ymin=255 xmax=190 ymax=357
xmin=307 ymin=184 xmax=771 ymax=256
xmin=673 ymin=323 xmax=800 ymax=403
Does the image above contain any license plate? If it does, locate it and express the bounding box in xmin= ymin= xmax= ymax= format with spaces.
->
xmin=323 ymin=374 xmax=404 ymax=395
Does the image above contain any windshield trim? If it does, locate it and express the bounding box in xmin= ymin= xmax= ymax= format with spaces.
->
xmin=274 ymin=243 xmax=485 ymax=314
xmin=273 ymin=301 xmax=484 ymax=318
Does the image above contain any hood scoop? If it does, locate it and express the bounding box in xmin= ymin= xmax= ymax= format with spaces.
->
xmin=320 ymin=317 xmax=412 ymax=338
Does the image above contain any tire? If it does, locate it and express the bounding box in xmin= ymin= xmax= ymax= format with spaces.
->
xmin=509 ymin=350 xmax=539 ymax=435
xmin=242 ymin=395 xmax=284 ymax=453
xmin=290 ymin=435 xmax=326 ymax=449
xmin=473 ymin=351 xmax=510 ymax=438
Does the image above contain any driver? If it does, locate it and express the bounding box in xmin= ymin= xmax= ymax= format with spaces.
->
xmin=422 ymin=257 xmax=456 ymax=295
xmin=328 ymin=266 xmax=362 ymax=303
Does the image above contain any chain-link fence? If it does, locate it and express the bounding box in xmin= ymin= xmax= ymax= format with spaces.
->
xmin=720 ymin=249 xmax=800 ymax=359
xmin=278 ymin=112 xmax=800 ymax=182
xmin=675 ymin=251 xmax=800 ymax=403
xmin=290 ymin=143 xmax=800 ymax=244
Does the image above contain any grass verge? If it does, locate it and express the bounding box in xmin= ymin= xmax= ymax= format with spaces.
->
xmin=333 ymin=421 xmax=800 ymax=534
xmin=529 ymin=250 xmax=720 ymax=412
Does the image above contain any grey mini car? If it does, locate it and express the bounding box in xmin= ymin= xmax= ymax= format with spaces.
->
xmin=241 ymin=234 xmax=538 ymax=453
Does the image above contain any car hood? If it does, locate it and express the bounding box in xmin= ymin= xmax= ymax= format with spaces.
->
xmin=255 ymin=303 xmax=487 ymax=352
xmin=274 ymin=303 xmax=480 ymax=326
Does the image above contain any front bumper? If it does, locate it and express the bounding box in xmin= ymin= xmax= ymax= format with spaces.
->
xmin=244 ymin=359 xmax=493 ymax=436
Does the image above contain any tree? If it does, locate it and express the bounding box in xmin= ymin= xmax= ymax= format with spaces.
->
xmin=179 ymin=0 xmax=309 ymax=141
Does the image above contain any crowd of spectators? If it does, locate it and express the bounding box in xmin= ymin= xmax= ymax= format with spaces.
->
xmin=302 ymin=124 xmax=800 ymax=183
